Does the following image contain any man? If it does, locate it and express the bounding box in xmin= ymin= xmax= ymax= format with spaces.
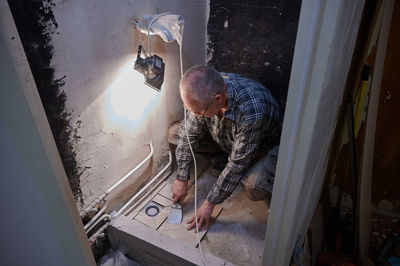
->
xmin=171 ymin=65 xmax=282 ymax=232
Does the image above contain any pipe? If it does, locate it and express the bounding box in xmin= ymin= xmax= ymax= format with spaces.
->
xmin=85 ymin=150 xmax=172 ymax=239
xmin=107 ymin=141 xmax=154 ymax=194
xmin=114 ymin=150 xmax=172 ymax=218
xmin=83 ymin=197 xmax=106 ymax=217
xmin=89 ymin=220 xmax=111 ymax=243
xmin=83 ymin=142 xmax=153 ymax=231
xmin=86 ymin=214 xmax=110 ymax=234
xmin=84 ymin=202 xmax=108 ymax=231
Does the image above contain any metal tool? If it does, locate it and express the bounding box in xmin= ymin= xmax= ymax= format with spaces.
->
xmin=167 ymin=203 xmax=182 ymax=224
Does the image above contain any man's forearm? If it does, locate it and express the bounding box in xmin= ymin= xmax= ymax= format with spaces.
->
xmin=175 ymin=112 xmax=205 ymax=180
xmin=175 ymin=138 xmax=194 ymax=181
xmin=207 ymin=127 xmax=262 ymax=204
xmin=203 ymin=198 xmax=215 ymax=209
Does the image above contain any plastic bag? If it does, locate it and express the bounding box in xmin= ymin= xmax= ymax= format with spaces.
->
xmin=98 ymin=249 xmax=139 ymax=266
xmin=134 ymin=14 xmax=184 ymax=46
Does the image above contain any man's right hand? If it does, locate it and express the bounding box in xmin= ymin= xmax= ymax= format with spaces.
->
xmin=172 ymin=179 xmax=188 ymax=204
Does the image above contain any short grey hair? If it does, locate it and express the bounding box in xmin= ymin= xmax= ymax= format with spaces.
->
xmin=180 ymin=65 xmax=225 ymax=106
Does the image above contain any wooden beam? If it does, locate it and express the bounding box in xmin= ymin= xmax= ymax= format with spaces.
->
xmin=358 ymin=0 xmax=395 ymax=261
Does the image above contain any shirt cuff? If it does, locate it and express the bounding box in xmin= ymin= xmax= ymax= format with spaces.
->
xmin=176 ymin=166 xmax=191 ymax=181
xmin=206 ymin=184 xmax=226 ymax=205
xmin=177 ymin=175 xmax=190 ymax=181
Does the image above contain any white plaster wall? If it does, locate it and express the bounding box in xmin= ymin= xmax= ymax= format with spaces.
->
xmin=49 ymin=0 xmax=209 ymax=209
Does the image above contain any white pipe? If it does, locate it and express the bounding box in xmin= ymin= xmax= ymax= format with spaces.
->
xmin=84 ymin=202 xmax=108 ymax=231
xmin=85 ymin=150 xmax=172 ymax=234
xmin=83 ymin=142 xmax=153 ymax=231
xmin=114 ymin=150 xmax=173 ymax=218
xmin=106 ymin=141 xmax=154 ymax=194
xmin=89 ymin=221 xmax=111 ymax=242
xmin=86 ymin=214 xmax=110 ymax=234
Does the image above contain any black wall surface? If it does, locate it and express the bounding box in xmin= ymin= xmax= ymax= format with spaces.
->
xmin=208 ymin=0 xmax=302 ymax=112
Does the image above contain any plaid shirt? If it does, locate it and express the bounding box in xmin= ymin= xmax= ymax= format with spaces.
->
xmin=176 ymin=73 xmax=282 ymax=204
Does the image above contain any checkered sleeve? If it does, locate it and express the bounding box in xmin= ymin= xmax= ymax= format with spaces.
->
xmin=175 ymin=109 xmax=205 ymax=181
xmin=207 ymin=119 xmax=265 ymax=204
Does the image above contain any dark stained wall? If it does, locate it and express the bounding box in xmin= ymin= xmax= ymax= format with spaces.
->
xmin=7 ymin=0 xmax=82 ymax=202
xmin=207 ymin=0 xmax=302 ymax=112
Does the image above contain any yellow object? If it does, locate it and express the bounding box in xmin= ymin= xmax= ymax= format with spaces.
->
xmin=354 ymin=80 xmax=368 ymax=137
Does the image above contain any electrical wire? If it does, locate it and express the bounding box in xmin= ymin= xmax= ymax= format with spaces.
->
xmin=144 ymin=13 xmax=206 ymax=264
xmin=179 ymin=45 xmax=207 ymax=266
xmin=183 ymin=110 xmax=208 ymax=266
xmin=179 ymin=40 xmax=184 ymax=78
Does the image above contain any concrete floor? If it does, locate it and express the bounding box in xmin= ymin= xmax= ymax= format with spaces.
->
xmin=110 ymin=154 xmax=270 ymax=265
xmin=202 ymin=178 xmax=270 ymax=266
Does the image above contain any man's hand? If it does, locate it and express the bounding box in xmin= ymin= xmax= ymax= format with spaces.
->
xmin=171 ymin=179 xmax=188 ymax=204
xmin=186 ymin=199 xmax=215 ymax=232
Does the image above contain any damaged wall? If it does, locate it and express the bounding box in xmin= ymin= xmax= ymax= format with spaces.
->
xmin=0 ymin=2 xmax=95 ymax=263
xmin=324 ymin=0 xmax=400 ymax=218
xmin=207 ymin=0 xmax=301 ymax=111
xmin=372 ymin=0 xmax=400 ymax=213
xmin=7 ymin=0 xmax=83 ymax=201
xmin=8 ymin=0 xmax=209 ymax=212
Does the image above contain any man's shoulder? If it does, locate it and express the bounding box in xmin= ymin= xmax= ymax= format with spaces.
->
xmin=221 ymin=72 xmax=255 ymax=85
xmin=222 ymin=73 xmax=269 ymax=95
xmin=230 ymin=78 xmax=274 ymax=111
xmin=221 ymin=72 xmax=280 ymax=122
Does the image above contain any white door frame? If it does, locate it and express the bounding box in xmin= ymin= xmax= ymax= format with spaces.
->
xmin=263 ymin=0 xmax=366 ymax=265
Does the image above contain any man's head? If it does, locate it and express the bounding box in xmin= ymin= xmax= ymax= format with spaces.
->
xmin=180 ymin=65 xmax=227 ymax=118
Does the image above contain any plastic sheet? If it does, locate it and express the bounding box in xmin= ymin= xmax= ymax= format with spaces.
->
xmin=98 ymin=249 xmax=139 ymax=266
xmin=134 ymin=14 xmax=184 ymax=45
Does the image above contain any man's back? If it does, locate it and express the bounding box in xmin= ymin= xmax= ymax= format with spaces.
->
xmin=206 ymin=72 xmax=282 ymax=153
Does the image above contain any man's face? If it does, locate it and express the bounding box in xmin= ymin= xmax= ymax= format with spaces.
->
xmin=180 ymin=71 xmax=227 ymax=118
xmin=181 ymin=87 xmax=215 ymax=118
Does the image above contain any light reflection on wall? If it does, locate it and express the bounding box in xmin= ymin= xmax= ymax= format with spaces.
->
xmin=104 ymin=59 xmax=162 ymax=129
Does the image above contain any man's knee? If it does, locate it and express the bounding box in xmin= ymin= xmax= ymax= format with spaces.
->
xmin=168 ymin=121 xmax=181 ymax=145
xmin=241 ymin=145 xmax=279 ymax=201
xmin=241 ymin=163 xmax=273 ymax=201
xmin=241 ymin=178 xmax=271 ymax=201
xmin=169 ymin=121 xmax=223 ymax=154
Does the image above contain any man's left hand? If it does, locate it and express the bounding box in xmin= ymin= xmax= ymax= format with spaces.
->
xmin=186 ymin=199 xmax=215 ymax=232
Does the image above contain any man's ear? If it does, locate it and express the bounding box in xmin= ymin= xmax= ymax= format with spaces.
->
xmin=214 ymin=94 xmax=222 ymax=101
xmin=214 ymin=92 xmax=227 ymax=103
